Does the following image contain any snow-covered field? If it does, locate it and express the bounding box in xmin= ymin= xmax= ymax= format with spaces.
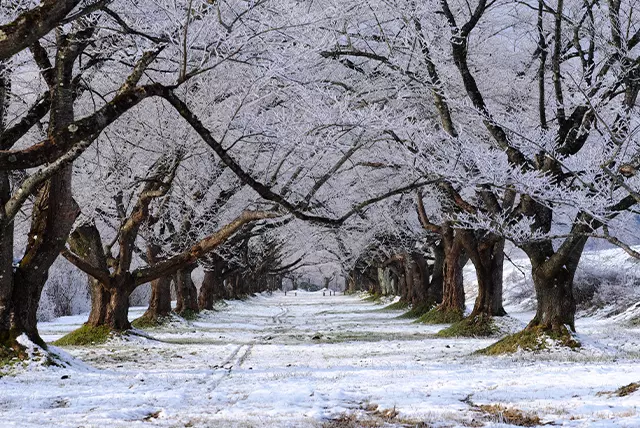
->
xmin=3 ymin=290 xmax=640 ymax=427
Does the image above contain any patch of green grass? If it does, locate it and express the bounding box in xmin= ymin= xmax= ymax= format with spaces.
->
xmin=415 ymin=308 xmax=463 ymax=324
xmin=437 ymin=315 xmax=497 ymax=338
xmin=477 ymin=324 xmax=580 ymax=355
xmin=398 ymin=303 xmax=435 ymax=319
xmin=53 ymin=324 xmax=112 ymax=346
xmin=379 ymin=301 xmax=409 ymax=311
xmin=177 ymin=309 xmax=199 ymax=321
xmin=598 ymin=382 xmax=640 ymax=397
xmin=614 ymin=382 xmax=640 ymax=397
xmin=131 ymin=314 xmax=173 ymax=329
xmin=362 ymin=293 xmax=382 ymax=303
xmin=0 ymin=346 xmax=23 ymax=370
xmin=0 ymin=330 xmax=25 ymax=365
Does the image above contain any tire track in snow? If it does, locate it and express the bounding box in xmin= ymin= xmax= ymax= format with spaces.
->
xmin=208 ymin=343 xmax=254 ymax=391
xmin=271 ymin=305 xmax=288 ymax=324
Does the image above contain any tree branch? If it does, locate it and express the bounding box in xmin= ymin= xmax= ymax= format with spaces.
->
xmin=0 ymin=0 xmax=82 ymax=60
xmin=133 ymin=210 xmax=280 ymax=285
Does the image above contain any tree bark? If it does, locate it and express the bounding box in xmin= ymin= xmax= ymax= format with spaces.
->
xmin=0 ymin=173 xmax=13 ymax=341
xmin=530 ymin=266 xmax=576 ymax=330
xmin=67 ymin=222 xmax=111 ymax=327
xmin=11 ymin=165 xmax=79 ymax=346
xmin=526 ymin=237 xmax=587 ymax=332
xmin=0 ymin=1 xmax=83 ymax=61
xmin=139 ymin=244 xmax=172 ymax=322
xmin=9 ymin=271 xmax=44 ymax=345
xmin=104 ymin=284 xmax=132 ymax=330
xmin=461 ymin=231 xmax=507 ymax=318
xmin=147 ymin=276 xmax=173 ymax=317
xmin=0 ymin=70 xmax=12 ymax=342
xmin=87 ymin=281 xmax=111 ymax=326
xmin=410 ymin=252 xmax=432 ymax=306
xmin=198 ymin=269 xmax=222 ymax=310
xmin=438 ymin=225 xmax=466 ymax=314
xmin=175 ymin=265 xmax=198 ymax=315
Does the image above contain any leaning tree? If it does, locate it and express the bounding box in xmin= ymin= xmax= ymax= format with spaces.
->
xmin=0 ymin=1 xmax=175 ymax=349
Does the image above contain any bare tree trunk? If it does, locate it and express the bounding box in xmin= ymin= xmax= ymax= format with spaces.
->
xmin=175 ymin=265 xmax=198 ymax=315
xmin=365 ymin=265 xmax=381 ymax=295
xmin=408 ymin=252 xmax=434 ymax=307
xmin=86 ymin=281 xmax=111 ymax=326
xmin=68 ymin=223 xmax=112 ymax=327
xmin=199 ymin=269 xmax=222 ymax=310
xmin=104 ymin=284 xmax=132 ymax=330
xmin=388 ymin=263 xmax=408 ymax=303
xmin=137 ymin=244 xmax=172 ymax=323
xmin=438 ymin=226 xmax=466 ymax=315
xmin=145 ymin=276 xmax=172 ymax=318
xmin=526 ymin=239 xmax=586 ymax=332
xmin=0 ymin=172 xmax=13 ymax=346
xmin=461 ymin=231 xmax=507 ymax=318
xmin=530 ymin=267 xmax=576 ymax=330
xmin=11 ymin=166 xmax=79 ymax=346
xmin=0 ymin=70 xmax=12 ymax=343
xmin=9 ymin=271 xmax=45 ymax=346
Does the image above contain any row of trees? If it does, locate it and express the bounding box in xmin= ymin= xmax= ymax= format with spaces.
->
xmin=325 ymin=0 xmax=639 ymax=341
xmin=0 ymin=0 xmax=638 ymax=355
xmin=0 ymin=0 xmax=407 ymax=351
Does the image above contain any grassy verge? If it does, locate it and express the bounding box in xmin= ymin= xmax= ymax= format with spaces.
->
xmin=477 ymin=324 xmax=580 ymax=355
xmin=398 ymin=303 xmax=435 ymax=319
xmin=415 ymin=308 xmax=463 ymax=324
xmin=362 ymin=293 xmax=382 ymax=303
xmin=176 ymin=309 xmax=199 ymax=321
xmin=437 ymin=315 xmax=497 ymax=338
xmin=380 ymin=301 xmax=409 ymax=311
xmin=132 ymin=314 xmax=174 ymax=329
xmin=53 ymin=324 xmax=112 ymax=346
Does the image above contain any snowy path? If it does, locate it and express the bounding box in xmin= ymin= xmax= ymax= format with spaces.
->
xmin=2 ymin=291 xmax=640 ymax=427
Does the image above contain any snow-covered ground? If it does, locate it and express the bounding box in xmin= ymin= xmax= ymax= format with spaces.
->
xmin=3 ymin=290 xmax=640 ymax=427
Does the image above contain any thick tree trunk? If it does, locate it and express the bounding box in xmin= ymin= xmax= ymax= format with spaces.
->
xmin=139 ymin=244 xmax=172 ymax=321
xmin=104 ymin=285 xmax=132 ymax=330
xmin=85 ymin=276 xmax=133 ymax=331
xmin=69 ymin=223 xmax=112 ymax=327
xmin=411 ymin=252 xmax=432 ymax=306
xmin=346 ymin=270 xmax=355 ymax=294
xmin=530 ymin=267 xmax=576 ymax=330
xmin=462 ymin=232 xmax=507 ymax=318
xmin=521 ymin=225 xmax=588 ymax=332
xmin=0 ymin=172 xmax=13 ymax=343
xmin=438 ymin=227 xmax=466 ymax=314
xmin=365 ymin=265 xmax=381 ymax=295
xmin=388 ymin=263 xmax=408 ymax=303
xmin=9 ymin=271 xmax=44 ymax=345
xmin=142 ymin=276 xmax=172 ymax=319
xmin=10 ymin=166 xmax=79 ymax=346
xmin=528 ymin=248 xmax=584 ymax=332
xmin=198 ymin=269 xmax=221 ymax=310
xmin=175 ymin=265 xmax=198 ymax=315
xmin=87 ymin=279 xmax=111 ymax=326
